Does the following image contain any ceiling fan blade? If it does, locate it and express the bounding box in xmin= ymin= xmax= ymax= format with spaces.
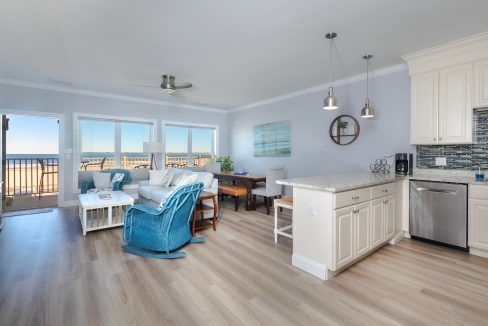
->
xmin=174 ymin=82 xmax=192 ymax=89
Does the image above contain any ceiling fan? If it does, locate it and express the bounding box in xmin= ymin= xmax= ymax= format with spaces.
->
xmin=132 ymin=75 xmax=193 ymax=95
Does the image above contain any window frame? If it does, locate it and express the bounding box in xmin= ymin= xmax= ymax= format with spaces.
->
xmin=73 ymin=113 xmax=157 ymax=194
xmin=162 ymin=120 xmax=219 ymax=168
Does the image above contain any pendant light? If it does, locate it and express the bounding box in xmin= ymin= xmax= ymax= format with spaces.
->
xmin=361 ymin=54 xmax=375 ymax=118
xmin=323 ymin=32 xmax=339 ymax=110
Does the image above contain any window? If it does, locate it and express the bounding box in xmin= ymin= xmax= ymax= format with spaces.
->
xmin=164 ymin=124 xmax=217 ymax=168
xmin=79 ymin=117 xmax=153 ymax=170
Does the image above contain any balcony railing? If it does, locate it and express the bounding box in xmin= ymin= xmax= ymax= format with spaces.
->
xmin=80 ymin=156 xmax=150 ymax=170
xmin=165 ymin=154 xmax=213 ymax=168
xmin=4 ymin=158 xmax=59 ymax=196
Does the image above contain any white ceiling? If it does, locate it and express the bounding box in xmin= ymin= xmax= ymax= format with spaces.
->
xmin=1 ymin=0 xmax=488 ymax=110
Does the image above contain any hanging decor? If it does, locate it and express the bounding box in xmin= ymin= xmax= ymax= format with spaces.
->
xmin=323 ymin=32 xmax=339 ymax=110
xmin=361 ymin=54 xmax=375 ymax=118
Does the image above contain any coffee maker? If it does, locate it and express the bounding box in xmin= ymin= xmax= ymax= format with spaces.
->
xmin=395 ymin=153 xmax=413 ymax=175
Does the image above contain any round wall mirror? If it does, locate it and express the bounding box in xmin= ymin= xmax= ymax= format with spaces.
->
xmin=329 ymin=115 xmax=360 ymax=145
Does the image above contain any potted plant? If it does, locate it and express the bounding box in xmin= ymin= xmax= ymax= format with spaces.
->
xmin=213 ymin=156 xmax=234 ymax=172
xmin=338 ymin=120 xmax=348 ymax=135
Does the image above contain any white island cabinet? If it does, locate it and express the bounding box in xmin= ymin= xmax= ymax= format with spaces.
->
xmin=468 ymin=184 xmax=488 ymax=258
xmin=277 ymin=173 xmax=402 ymax=281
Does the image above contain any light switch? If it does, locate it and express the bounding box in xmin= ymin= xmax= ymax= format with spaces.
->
xmin=308 ymin=203 xmax=316 ymax=216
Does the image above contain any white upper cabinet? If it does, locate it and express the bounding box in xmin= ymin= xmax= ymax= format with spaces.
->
xmin=410 ymin=72 xmax=439 ymax=144
xmin=438 ymin=64 xmax=473 ymax=144
xmin=409 ymin=64 xmax=472 ymax=145
xmin=474 ymin=59 xmax=488 ymax=108
xmin=403 ymin=32 xmax=488 ymax=145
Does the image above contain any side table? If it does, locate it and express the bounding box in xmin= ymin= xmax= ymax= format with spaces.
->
xmin=192 ymin=191 xmax=218 ymax=236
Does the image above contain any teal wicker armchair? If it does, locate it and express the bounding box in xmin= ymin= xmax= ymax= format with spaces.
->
xmin=122 ymin=182 xmax=204 ymax=259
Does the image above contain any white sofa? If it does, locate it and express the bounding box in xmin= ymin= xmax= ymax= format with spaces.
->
xmin=138 ymin=168 xmax=218 ymax=217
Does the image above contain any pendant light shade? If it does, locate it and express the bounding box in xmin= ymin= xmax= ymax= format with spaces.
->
xmin=323 ymin=87 xmax=338 ymax=110
xmin=323 ymin=32 xmax=339 ymax=110
xmin=361 ymin=54 xmax=375 ymax=118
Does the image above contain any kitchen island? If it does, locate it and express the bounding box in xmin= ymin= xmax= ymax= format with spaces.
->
xmin=277 ymin=173 xmax=404 ymax=280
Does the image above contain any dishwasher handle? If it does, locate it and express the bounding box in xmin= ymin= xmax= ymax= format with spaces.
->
xmin=416 ymin=187 xmax=457 ymax=195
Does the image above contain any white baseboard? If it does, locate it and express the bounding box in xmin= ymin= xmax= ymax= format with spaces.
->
xmin=292 ymin=253 xmax=328 ymax=280
xmin=470 ymin=247 xmax=488 ymax=259
xmin=389 ymin=231 xmax=406 ymax=245
xmin=59 ymin=200 xmax=79 ymax=207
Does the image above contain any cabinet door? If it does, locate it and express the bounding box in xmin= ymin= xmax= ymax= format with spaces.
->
xmin=474 ymin=59 xmax=488 ymax=108
xmin=384 ymin=195 xmax=396 ymax=240
xmin=354 ymin=202 xmax=371 ymax=258
xmin=410 ymin=71 xmax=439 ymax=144
xmin=438 ymin=64 xmax=473 ymax=144
xmin=333 ymin=206 xmax=355 ymax=270
xmin=468 ymin=199 xmax=488 ymax=250
xmin=371 ymin=198 xmax=385 ymax=248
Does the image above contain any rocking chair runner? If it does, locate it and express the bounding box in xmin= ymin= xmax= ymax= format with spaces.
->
xmin=122 ymin=182 xmax=204 ymax=259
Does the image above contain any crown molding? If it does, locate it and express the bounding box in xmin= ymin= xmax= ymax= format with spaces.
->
xmin=0 ymin=78 xmax=228 ymax=114
xmin=402 ymin=31 xmax=488 ymax=75
xmin=229 ymin=63 xmax=408 ymax=113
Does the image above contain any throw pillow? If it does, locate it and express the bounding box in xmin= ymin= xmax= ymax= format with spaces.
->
xmin=158 ymin=188 xmax=175 ymax=210
xmin=93 ymin=172 xmax=111 ymax=191
xmin=110 ymin=173 xmax=125 ymax=189
xmin=148 ymin=170 xmax=167 ymax=186
xmin=161 ymin=169 xmax=174 ymax=187
xmin=195 ymin=172 xmax=214 ymax=189
xmin=175 ymin=173 xmax=198 ymax=187
xmin=158 ymin=174 xmax=198 ymax=210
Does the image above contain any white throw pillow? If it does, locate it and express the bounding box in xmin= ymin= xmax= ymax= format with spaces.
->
xmin=161 ymin=169 xmax=174 ymax=187
xmin=93 ymin=172 xmax=111 ymax=191
xmin=195 ymin=172 xmax=214 ymax=189
xmin=148 ymin=170 xmax=167 ymax=186
xmin=110 ymin=173 xmax=125 ymax=189
xmin=158 ymin=188 xmax=175 ymax=210
xmin=176 ymin=173 xmax=198 ymax=187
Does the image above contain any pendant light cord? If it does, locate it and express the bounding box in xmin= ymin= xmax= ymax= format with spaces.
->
xmin=329 ymin=38 xmax=333 ymax=87
xmin=366 ymin=57 xmax=369 ymax=100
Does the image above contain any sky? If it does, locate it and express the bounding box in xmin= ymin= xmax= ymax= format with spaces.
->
xmin=6 ymin=116 xmax=214 ymax=155
xmin=6 ymin=115 xmax=59 ymax=154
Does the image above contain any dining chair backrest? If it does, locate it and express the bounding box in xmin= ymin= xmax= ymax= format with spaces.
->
xmin=266 ymin=167 xmax=285 ymax=196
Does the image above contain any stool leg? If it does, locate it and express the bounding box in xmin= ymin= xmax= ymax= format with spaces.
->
xmin=274 ymin=204 xmax=278 ymax=243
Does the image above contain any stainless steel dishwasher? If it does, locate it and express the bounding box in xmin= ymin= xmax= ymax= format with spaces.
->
xmin=409 ymin=180 xmax=468 ymax=250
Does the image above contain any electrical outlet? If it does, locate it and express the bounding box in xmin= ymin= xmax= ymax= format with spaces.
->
xmin=435 ymin=157 xmax=447 ymax=166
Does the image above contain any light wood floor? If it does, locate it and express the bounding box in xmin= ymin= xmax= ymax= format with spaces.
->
xmin=1 ymin=201 xmax=488 ymax=326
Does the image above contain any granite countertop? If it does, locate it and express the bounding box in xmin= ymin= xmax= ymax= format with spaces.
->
xmin=277 ymin=171 xmax=488 ymax=193
xmin=276 ymin=173 xmax=401 ymax=192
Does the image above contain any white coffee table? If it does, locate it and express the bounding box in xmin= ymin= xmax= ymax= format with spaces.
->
xmin=78 ymin=191 xmax=134 ymax=236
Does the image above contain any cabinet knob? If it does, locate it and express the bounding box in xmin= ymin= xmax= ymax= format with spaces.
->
xmin=433 ymin=138 xmax=437 ymax=141
xmin=439 ymin=137 xmax=442 ymax=141
xmin=382 ymin=189 xmax=388 ymax=193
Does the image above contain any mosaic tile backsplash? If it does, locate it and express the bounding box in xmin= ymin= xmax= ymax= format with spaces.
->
xmin=417 ymin=110 xmax=488 ymax=170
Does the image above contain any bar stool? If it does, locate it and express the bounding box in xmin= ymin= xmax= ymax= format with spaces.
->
xmin=37 ymin=159 xmax=58 ymax=200
xmin=273 ymin=196 xmax=293 ymax=243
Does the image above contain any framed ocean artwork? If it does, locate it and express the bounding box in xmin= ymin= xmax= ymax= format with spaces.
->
xmin=253 ymin=121 xmax=291 ymax=157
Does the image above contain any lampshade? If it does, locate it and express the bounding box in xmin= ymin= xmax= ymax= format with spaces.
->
xmin=361 ymin=99 xmax=375 ymax=118
xmin=143 ymin=142 xmax=163 ymax=153
xmin=323 ymin=87 xmax=339 ymax=110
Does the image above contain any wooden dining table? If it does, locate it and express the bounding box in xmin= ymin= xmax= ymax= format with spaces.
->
xmin=213 ymin=172 xmax=266 ymax=211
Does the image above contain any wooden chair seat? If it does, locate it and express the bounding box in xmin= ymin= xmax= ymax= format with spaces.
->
xmin=218 ymin=185 xmax=248 ymax=211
